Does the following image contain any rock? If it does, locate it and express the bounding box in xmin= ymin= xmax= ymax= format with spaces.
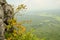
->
xmin=0 ymin=0 xmax=13 ymax=40
xmin=0 ymin=19 xmax=5 ymax=40
xmin=0 ymin=0 xmax=7 ymax=4
xmin=0 ymin=5 xmax=4 ymax=19
xmin=0 ymin=3 xmax=5 ymax=40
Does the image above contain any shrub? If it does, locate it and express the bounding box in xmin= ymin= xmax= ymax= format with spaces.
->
xmin=4 ymin=18 xmax=45 ymax=40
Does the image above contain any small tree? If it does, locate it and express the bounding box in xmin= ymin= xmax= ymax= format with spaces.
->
xmin=0 ymin=0 xmax=44 ymax=40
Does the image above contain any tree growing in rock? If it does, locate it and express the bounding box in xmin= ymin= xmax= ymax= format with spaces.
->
xmin=0 ymin=0 xmax=41 ymax=40
xmin=0 ymin=0 xmax=26 ymax=40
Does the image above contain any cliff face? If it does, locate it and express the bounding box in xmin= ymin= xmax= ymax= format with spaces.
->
xmin=0 ymin=0 xmax=13 ymax=40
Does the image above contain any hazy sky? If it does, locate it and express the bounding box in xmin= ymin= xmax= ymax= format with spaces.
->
xmin=6 ymin=0 xmax=60 ymax=11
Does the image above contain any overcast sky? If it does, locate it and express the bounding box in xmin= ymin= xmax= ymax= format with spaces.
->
xmin=6 ymin=0 xmax=60 ymax=11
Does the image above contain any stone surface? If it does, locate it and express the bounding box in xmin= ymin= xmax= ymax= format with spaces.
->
xmin=0 ymin=4 xmax=5 ymax=40
xmin=0 ymin=5 xmax=4 ymax=19
xmin=0 ymin=0 xmax=13 ymax=40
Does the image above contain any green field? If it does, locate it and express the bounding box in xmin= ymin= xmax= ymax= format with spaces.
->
xmin=15 ymin=10 xmax=60 ymax=40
